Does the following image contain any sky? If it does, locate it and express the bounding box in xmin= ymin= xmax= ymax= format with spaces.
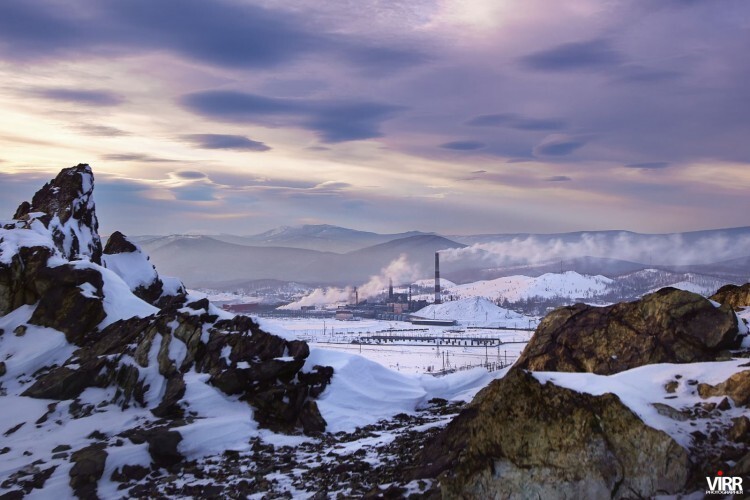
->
xmin=0 ymin=0 xmax=749 ymax=236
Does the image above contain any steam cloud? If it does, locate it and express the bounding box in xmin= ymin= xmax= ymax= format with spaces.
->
xmin=281 ymin=254 xmax=423 ymax=309
xmin=440 ymin=232 xmax=750 ymax=267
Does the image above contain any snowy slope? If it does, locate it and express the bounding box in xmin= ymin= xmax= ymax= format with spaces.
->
xmin=447 ymin=271 xmax=612 ymax=302
xmin=413 ymin=297 xmax=533 ymax=326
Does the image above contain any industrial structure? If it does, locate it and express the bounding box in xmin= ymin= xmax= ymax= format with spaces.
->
xmin=434 ymin=251 xmax=442 ymax=304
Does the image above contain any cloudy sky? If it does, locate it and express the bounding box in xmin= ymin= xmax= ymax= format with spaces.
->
xmin=0 ymin=0 xmax=748 ymax=236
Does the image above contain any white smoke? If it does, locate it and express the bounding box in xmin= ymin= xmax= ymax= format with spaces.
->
xmin=441 ymin=232 xmax=750 ymax=267
xmin=278 ymin=286 xmax=353 ymax=310
xmin=281 ymin=254 xmax=423 ymax=310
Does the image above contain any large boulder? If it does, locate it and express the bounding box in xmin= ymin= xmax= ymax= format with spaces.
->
xmin=515 ymin=287 xmax=740 ymax=375
xmin=13 ymin=164 xmax=102 ymax=264
xmin=711 ymin=283 xmax=750 ymax=310
xmin=414 ymin=369 xmax=690 ymax=499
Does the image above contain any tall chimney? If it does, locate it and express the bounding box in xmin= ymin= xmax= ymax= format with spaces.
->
xmin=388 ymin=278 xmax=393 ymax=300
xmin=434 ymin=251 xmax=442 ymax=304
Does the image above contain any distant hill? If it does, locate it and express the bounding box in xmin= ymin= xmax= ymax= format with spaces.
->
xmin=216 ymin=225 xmax=433 ymax=253
xmin=136 ymin=225 xmax=750 ymax=289
xmin=142 ymin=234 xmax=466 ymax=288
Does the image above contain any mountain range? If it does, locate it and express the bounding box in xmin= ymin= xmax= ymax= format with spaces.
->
xmin=133 ymin=224 xmax=750 ymax=288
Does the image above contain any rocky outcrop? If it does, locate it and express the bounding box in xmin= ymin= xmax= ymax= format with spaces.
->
xmin=103 ymin=231 xmax=185 ymax=307
xmin=69 ymin=444 xmax=108 ymax=499
xmin=698 ymin=370 xmax=750 ymax=407
xmin=2 ymin=163 xmax=333 ymax=455
xmin=515 ymin=287 xmax=741 ymax=375
xmin=13 ymin=164 xmax=102 ymax=264
xmin=414 ymin=369 xmax=690 ymax=499
xmin=711 ymin=283 xmax=750 ymax=310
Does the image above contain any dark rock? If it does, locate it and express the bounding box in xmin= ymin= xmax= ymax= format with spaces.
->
xmin=516 ymin=288 xmax=740 ymax=375
xmin=147 ymin=428 xmax=183 ymax=468
xmin=32 ymin=465 xmax=57 ymax=489
xmin=13 ymin=325 xmax=26 ymax=337
xmin=414 ymin=369 xmax=689 ymax=498
xmin=22 ymin=360 xmax=106 ymax=400
xmin=52 ymin=444 xmax=71 ymax=453
xmin=298 ymin=401 xmax=327 ymax=435
xmin=0 ymin=246 xmax=54 ymax=315
xmin=13 ymin=164 xmax=102 ymax=264
xmin=111 ymin=464 xmax=149 ymax=482
xmin=711 ymin=283 xmax=750 ymax=310
xmin=0 ymin=361 xmax=5 ymax=377
xmin=69 ymin=443 xmax=107 ymax=499
xmin=102 ymin=231 xmax=138 ymax=254
xmin=0 ymin=490 xmax=24 ymax=500
xmin=29 ymin=264 xmax=106 ymax=344
xmin=3 ymin=422 xmax=25 ymax=437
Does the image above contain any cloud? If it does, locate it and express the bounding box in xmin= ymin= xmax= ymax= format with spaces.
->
xmin=181 ymin=134 xmax=270 ymax=152
xmin=439 ymin=140 xmax=486 ymax=151
xmin=624 ymin=162 xmax=670 ymax=169
xmin=29 ymin=88 xmax=124 ymax=106
xmin=73 ymin=124 xmax=130 ymax=136
xmin=519 ymin=39 xmax=623 ymax=72
xmin=544 ymin=175 xmax=572 ymax=182
xmin=0 ymin=0 xmax=427 ymax=75
xmin=101 ymin=153 xmax=179 ymax=163
xmin=466 ymin=113 xmax=565 ymax=131
xmin=181 ymin=90 xmax=404 ymax=143
xmin=533 ymin=134 xmax=586 ymax=156
xmin=172 ymin=170 xmax=207 ymax=180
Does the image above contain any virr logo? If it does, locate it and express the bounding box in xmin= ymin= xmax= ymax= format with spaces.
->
xmin=706 ymin=470 xmax=743 ymax=495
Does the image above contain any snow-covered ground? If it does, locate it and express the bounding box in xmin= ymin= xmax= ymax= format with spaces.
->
xmin=416 ymin=271 xmax=612 ymax=302
xmin=413 ymin=297 xmax=536 ymax=328
xmin=259 ymin=315 xmax=534 ymax=375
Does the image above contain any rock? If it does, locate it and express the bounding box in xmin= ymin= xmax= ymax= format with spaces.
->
xmin=414 ymin=369 xmax=690 ymax=499
xmin=0 ymin=246 xmax=54 ymax=316
xmin=147 ymin=428 xmax=183 ymax=467
xmin=697 ymin=370 xmax=750 ymax=407
xmin=13 ymin=164 xmax=102 ymax=264
xmin=28 ymin=264 xmax=106 ymax=344
xmin=729 ymin=416 xmax=750 ymax=443
xmin=69 ymin=443 xmax=107 ymax=499
xmin=652 ymin=402 xmax=689 ymax=421
xmin=102 ymin=231 xmax=186 ymax=306
xmin=298 ymin=401 xmax=327 ymax=435
xmin=22 ymin=360 xmax=107 ymax=400
xmin=111 ymin=464 xmax=149 ymax=483
xmin=516 ymin=288 xmax=740 ymax=375
xmin=664 ymin=380 xmax=679 ymax=393
xmin=710 ymin=283 xmax=750 ymax=310
xmin=0 ymin=361 xmax=5 ymax=377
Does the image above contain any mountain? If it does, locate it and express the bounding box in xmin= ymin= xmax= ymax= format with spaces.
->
xmin=141 ymin=233 xmax=466 ymax=288
xmin=239 ymin=224 xmax=433 ymax=253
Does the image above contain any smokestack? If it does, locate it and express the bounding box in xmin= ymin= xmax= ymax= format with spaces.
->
xmin=434 ymin=252 xmax=441 ymax=304
xmin=388 ymin=278 xmax=393 ymax=301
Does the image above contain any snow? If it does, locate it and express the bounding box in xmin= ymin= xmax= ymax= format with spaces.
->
xmin=414 ymin=297 xmax=534 ymax=327
xmin=0 ymin=305 xmax=77 ymax=394
xmin=444 ymin=271 xmax=612 ymax=302
xmin=303 ymin=348 xmax=498 ymax=433
xmin=533 ymin=359 xmax=750 ymax=449
xmin=0 ymin=222 xmax=56 ymax=264
xmin=102 ymin=250 xmax=158 ymax=290
xmin=68 ymin=261 xmax=158 ymax=329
